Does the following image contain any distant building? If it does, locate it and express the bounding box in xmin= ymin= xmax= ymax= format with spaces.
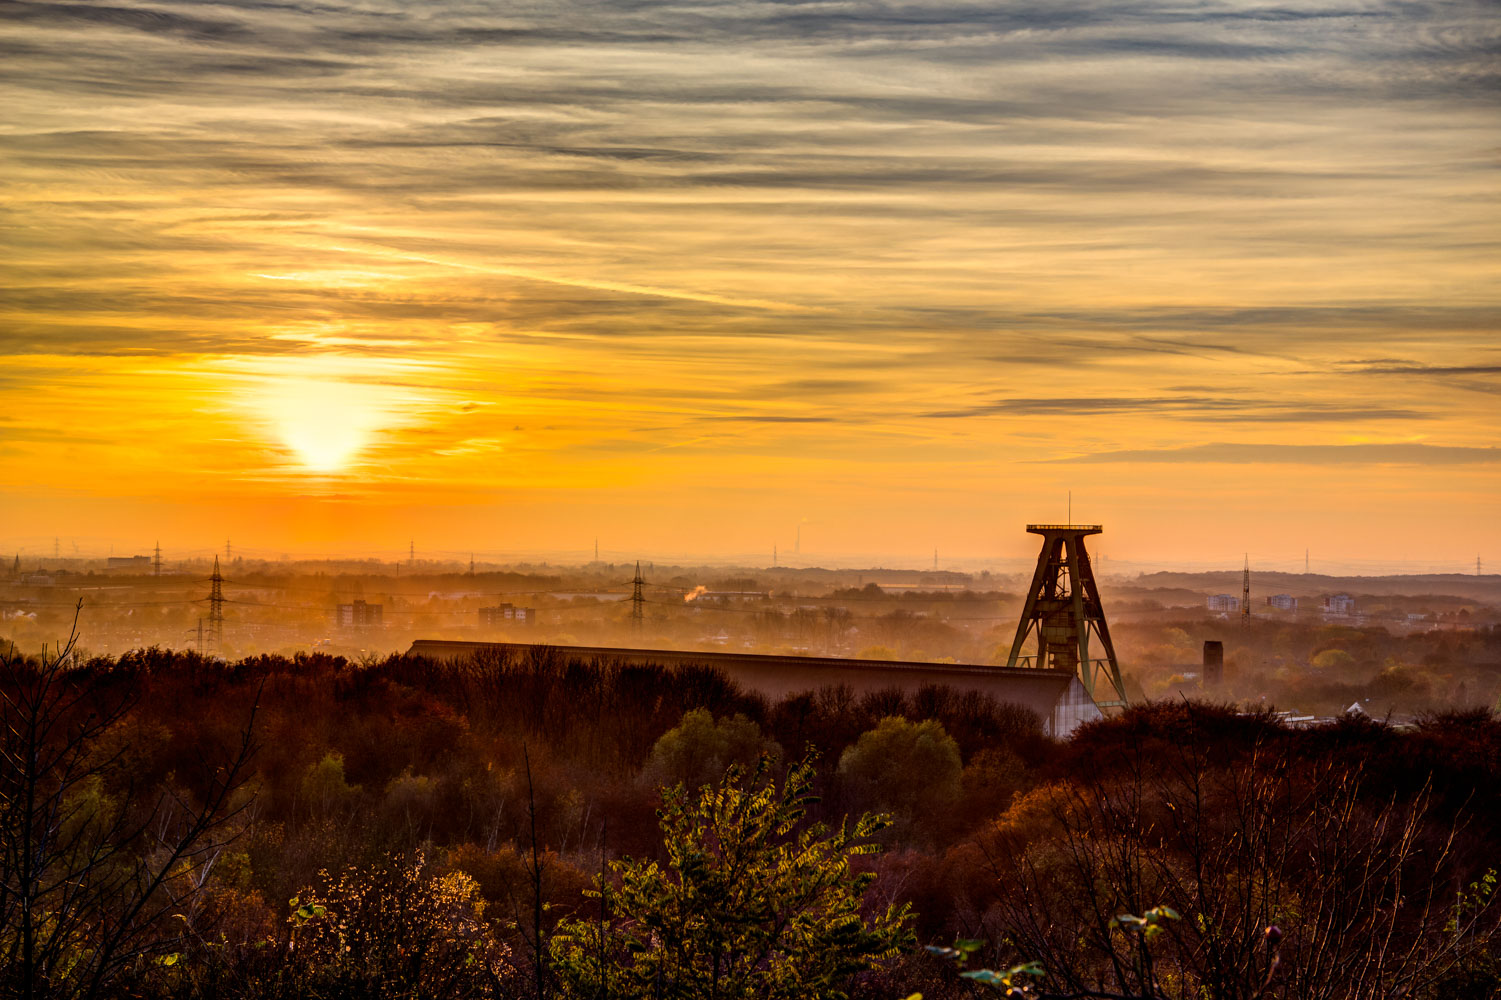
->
xmin=480 ymin=604 xmax=535 ymax=626
xmin=1265 ymin=593 xmax=1298 ymax=611
xmin=335 ymin=599 xmax=383 ymax=627
xmin=1323 ymin=593 xmax=1355 ymax=615
xmin=107 ymin=555 xmax=151 ymax=569
xmin=1207 ymin=594 xmax=1240 ymax=612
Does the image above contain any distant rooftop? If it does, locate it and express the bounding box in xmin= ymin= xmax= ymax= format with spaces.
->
xmin=1027 ymin=524 xmax=1104 ymax=533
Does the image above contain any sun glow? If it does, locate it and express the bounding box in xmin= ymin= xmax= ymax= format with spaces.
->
xmin=222 ymin=355 xmax=441 ymax=475
xmin=272 ymin=379 xmax=377 ymax=471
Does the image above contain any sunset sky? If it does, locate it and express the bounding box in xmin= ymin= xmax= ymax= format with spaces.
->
xmin=2 ymin=0 xmax=1497 ymax=570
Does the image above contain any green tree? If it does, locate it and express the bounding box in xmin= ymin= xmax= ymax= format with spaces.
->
xmin=837 ymin=717 xmax=961 ymax=824
xmin=299 ymin=750 xmax=360 ymax=818
xmin=641 ymin=708 xmax=780 ymax=791
xmin=1311 ymin=648 xmax=1356 ymax=672
xmin=549 ymin=757 xmax=910 ymax=1000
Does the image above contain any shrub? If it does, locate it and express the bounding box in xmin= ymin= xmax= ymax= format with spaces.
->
xmin=549 ymin=757 xmax=911 ymax=1000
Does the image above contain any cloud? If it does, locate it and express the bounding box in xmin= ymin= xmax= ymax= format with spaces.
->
xmin=702 ymin=414 xmax=837 ymax=424
xmin=0 ymin=1 xmax=249 ymax=42
xmin=1048 ymin=443 xmax=1501 ymax=465
xmin=920 ymin=397 xmax=1427 ymax=422
xmin=0 ymin=0 xmax=1496 ymax=503
xmin=1350 ymin=363 xmax=1501 ymax=376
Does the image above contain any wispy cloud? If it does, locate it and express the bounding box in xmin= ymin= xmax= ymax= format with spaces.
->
xmin=921 ymin=397 xmax=1427 ymax=423
xmin=0 ymin=0 xmax=1496 ymax=554
xmin=1049 ymin=443 xmax=1501 ymax=465
xmin=1349 ymin=363 xmax=1501 ymax=377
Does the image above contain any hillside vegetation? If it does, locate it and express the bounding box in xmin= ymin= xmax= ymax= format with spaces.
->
xmin=3 ymin=641 xmax=1498 ymax=998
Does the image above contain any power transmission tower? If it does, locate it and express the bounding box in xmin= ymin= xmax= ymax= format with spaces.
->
xmin=1241 ymin=554 xmax=1251 ymax=629
xmin=1007 ymin=523 xmax=1126 ymax=707
xmin=225 ymin=539 xmax=231 ymax=560
xmin=630 ymin=561 xmax=645 ymax=629
xmin=208 ymin=555 xmax=225 ymax=652
xmin=409 ymin=540 xmax=415 ymax=566
xmin=153 ymin=541 xmax=162 ymax=577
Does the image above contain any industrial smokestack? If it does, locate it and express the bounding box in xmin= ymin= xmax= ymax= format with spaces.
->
xmin=1203 ymin=640 xmax=1224 ymax=688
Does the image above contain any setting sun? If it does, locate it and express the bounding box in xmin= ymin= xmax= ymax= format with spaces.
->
xmin=230 ymin=355 xmax=439 ymax=476
xmin=270 ymin=380 xmax=374 ymax=472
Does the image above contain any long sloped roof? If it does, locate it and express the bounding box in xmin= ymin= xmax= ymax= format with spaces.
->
xmin=407 ymin=639 xmax=1086 ymax=731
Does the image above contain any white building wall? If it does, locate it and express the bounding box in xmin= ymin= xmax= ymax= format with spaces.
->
xmin=1049 ymin=676 xmax=1104 ymax=737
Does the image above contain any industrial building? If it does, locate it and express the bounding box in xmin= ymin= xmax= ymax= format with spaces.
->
xmin=406 ymin=640 xmax=1102 ymax=736
xmin=412 ymin=522 xmax=1133 ymax=737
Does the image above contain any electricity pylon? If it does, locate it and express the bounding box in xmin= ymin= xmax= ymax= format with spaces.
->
xmin=1241 ymin=554 xmax=1251 ymax=629
xmin=631 ymin=561 xmax=645 ymax=629
xmin=208 ymin=556 xmax=225 ymax=651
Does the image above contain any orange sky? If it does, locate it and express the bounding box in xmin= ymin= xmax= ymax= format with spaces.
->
xmin=1 ymin=0 xmax=1497 ymax=571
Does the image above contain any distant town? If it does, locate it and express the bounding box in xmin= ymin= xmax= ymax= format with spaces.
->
xmin=7 ymin=534 xmax=1498 ymax=725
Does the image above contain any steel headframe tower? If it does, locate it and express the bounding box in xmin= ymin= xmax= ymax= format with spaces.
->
xmin=1241 ymin=554 xmax=1251 ymax=629
xmin=1006 ymin=523 xmax=1127 ymax=708
xmin=208 ymin=555 xmax=225 ymax=651
xmin=630 ymin=561 xmax=645 ymax=629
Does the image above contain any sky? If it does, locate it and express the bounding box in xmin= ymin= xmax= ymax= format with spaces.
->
xmin=1 ymin=0 xmax=1497 ymax=571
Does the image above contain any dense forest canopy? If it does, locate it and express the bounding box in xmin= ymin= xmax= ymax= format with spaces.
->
xmin=2 ymin=640 xmax=1498 ymax=998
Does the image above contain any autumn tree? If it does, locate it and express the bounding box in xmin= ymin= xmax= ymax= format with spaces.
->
xmin=273 ymin=852 xmax=517 ymax=999
xmin=966 ymin=705 xmax=1501 ymax=999
xmin=0 ymin=611 xmax=258 ymax=1000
